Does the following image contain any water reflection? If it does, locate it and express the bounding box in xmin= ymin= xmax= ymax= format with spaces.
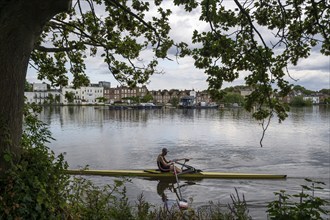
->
xmin=289 ymin=105 xmax=330 ymax=124
xmin=157 ymin=179 xmax=177 ymax=201
xmin=105 ymin=109 xmax=154 ymax=123
xmin=156 ymin=179 xmax=196 ymax=210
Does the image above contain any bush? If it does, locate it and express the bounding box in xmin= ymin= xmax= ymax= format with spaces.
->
xmin=67 ymin=176 xmax=135 ymax=220
xmin=196 ymin=189 xmax=252 ymax=220
xmin=267 ymin=179 xmax=329 ymax=219
xmin=0 ymin=103 xmax=70 ymax=219
xmin=290 ymin=96 xmax=313 ymax=106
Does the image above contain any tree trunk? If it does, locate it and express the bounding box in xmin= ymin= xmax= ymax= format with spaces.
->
xmin=0 ymin=0 xmax=71 ymax=174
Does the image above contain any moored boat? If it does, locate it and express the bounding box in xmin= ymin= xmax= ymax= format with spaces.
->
xmin=108 ymin=104 xmax=163 ymax=110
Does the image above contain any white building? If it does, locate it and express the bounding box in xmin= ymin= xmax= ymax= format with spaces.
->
xmin=33 ymin=83 xmax=47 ymax=91
xmin=303 ymin=96 xmax=320 ymax=104
xmin=24 ymin=83 xmax=60 ymax=104
xmin=189 ymin=90 xmax=196 ymax=98
xmin=60 ymin=85 xmax=104 ymax=105
xmin=25 ymin=92 xmax=35 ymax=103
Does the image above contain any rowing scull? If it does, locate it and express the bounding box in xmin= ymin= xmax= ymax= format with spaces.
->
xmin=66 ymin=169 xmax=287 ymax=179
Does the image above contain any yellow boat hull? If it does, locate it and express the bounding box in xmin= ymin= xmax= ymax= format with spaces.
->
xmin=66 ymin=169 xmax=287 ymax=179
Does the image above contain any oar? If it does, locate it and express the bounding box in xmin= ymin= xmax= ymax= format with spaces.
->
xmin=171 ymin=158 xmax=191 ymax=162
xmin=173 ymin=166 xmax=188 ymax=209
xmin=174 ymin=159 xmax=202 ymax=173
xmin=172 ymin=158 xmax=190 ymax=171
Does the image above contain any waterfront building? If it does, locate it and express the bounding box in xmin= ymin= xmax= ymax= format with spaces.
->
xmin=151 ymin=90 xmax=163 ymax=104
xmin=24 ymin=83 xmax=60 ymax=104
xmin=303 ymin=95 xmax=320 ymax=104
xmin=60 ymin=85 xmax=104 ymax=105
xmin=25 ymin=80 xmax=327 ymax=107
xmin=98 ymin=81 xmax=111 ymax=88
xmin=151 ymin=90 xmax=170 ymax=104
xmin=196 ymin=90 xmax=212 ymax=104
xmin=106 ymin=85 xmax=148 ymax=104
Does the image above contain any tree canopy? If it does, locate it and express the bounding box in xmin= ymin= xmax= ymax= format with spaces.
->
xmin=31 ymin=0 xmax=187 ymax=88
xmin=30 ymin=0 xmax=329 ymax=122
xmin=188 ymin=0 xmax=329 ymax=122
xmin=0 ymin=0 xmax=329 ymax=167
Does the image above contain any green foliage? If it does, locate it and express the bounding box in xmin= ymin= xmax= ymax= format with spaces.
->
xmin=64 ymin=91 xmax=75 ymax=103
xmin=170 ymin=97 xmax=179 ymax=107
xmin=222 ymin=92 xmax=245 ymax=107
xmin=67 ymin=176 xmax=135 ymax=219
xmin=27 ymin=0 xmax=328 ymax=123
xmin=319 ymin=89 xmax=330 ymax=95
xmin=123 ymin=93 xmax=154 ymax=104
xmin=96 ymin=96 xmax=108 ymax=103
xmin=267 ymin=179 xmax=329 ymax=220
xmin=140 ymin=93 xmax=154 ymax=103
xmin=323 ymin=97 xmax=330 ymax=104
xmin=196 ymin=189 xmax=252 ymax=220
xmin=0 ymin=103 xmax=70 ymax=219
xmin=183 ymin=0 xmax=329 ymax=122
xmin=135 ymin=194 xmax=153 ymax=220
xmin=24 ymin=80 xmax=33 ymax=92
xmin=46 ymin=93 xmax=54 ymax=104
xmin=31 ymin=0 xmax=186 ymax=88
xmin=290 ymin=96 xmax=313 ymax=107
xmin=55 ymin=94 xmax=61 ymax=104
xmin=293 ymin=85 xmax=314 ymax=96
xmin=21 ymin=103 xmax=53 ymax=148
xmin=228 ymin=188 xmax=252 ymax=220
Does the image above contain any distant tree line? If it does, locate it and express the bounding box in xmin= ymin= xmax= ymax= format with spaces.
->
xmin=291 ymin=85 xmax=330 ymax=106
xmin=217 ymin=85 xmax=329 ymax=107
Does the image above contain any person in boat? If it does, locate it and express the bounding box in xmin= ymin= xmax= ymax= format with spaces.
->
xmin=157 ymin=148 xmax=182 ymax=173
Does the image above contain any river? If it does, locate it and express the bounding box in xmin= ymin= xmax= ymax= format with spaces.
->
xmin=39 ymin=106 xmax=330 ymax=219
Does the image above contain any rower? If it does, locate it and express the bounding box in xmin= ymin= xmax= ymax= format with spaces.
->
xmin=157 ymin=148 xmax=181 ymax=173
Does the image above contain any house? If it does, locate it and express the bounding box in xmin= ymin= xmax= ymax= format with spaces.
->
xmin=303 ymin=95 xmax=320 ymax=104
xmin=60 ymin=85 xmax=104 ymax=105
xmin=106 ymin=85 xmax=148 ymax=104
xmin=24 ymin=83 xmax=60 ymax=104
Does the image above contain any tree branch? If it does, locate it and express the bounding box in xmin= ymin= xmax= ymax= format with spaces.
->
xmin=233 ymin=0 xmax=268 ymax=49
xmin=35 ymin=45 xmax=76 ymax=52
xmin=104 ymin=0 xmax=162 ymax=49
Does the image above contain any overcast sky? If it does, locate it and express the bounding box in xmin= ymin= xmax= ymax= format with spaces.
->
xmin=26 ymin=1 xmax=329 ymax=92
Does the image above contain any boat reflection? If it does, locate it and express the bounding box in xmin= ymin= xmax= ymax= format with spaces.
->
xmin=156 ymin=179 xmax=196 ymax=210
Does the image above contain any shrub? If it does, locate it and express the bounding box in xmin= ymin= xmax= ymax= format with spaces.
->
xmin=67 ymin=176 xmax=134 ymax=219
xmin=267 ymin=179 xmax=329 ymax=219
xmin=290 ymin=96 xmax=313 ymax=106
xmin=197 ymin=189 xmax=252 ymax=220
xmin=0 ymin=103 xmax=70 ymax=219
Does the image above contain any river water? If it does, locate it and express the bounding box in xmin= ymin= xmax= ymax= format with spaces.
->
xmin=40 ymin=106 xmax=330 ymax=219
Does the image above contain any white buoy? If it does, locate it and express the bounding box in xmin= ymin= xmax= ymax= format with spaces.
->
xmin=178 ymin=200 xmax=188 ymax=209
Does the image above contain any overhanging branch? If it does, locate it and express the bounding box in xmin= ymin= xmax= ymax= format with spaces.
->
xmin=104 ymin=0 xmax=162 ymax=49
xmin=34 ymin=45 xmax=76 ymax=52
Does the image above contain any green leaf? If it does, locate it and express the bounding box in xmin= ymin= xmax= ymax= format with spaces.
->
xmin=3 ymin=153 xmax=12 ymax=162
